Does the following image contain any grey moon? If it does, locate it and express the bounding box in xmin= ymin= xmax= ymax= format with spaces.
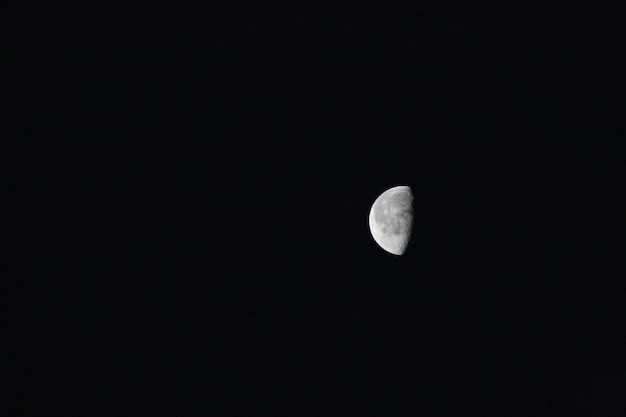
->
xmin=368 ymin=185 xmax=414 ymax=255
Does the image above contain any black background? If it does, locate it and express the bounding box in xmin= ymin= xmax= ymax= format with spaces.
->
xmin=4 ymin=5 xmax=626 ymax=416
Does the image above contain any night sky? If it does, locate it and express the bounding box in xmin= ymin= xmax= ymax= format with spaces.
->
xmin=5 ymin=5 xmax=625 ymax=416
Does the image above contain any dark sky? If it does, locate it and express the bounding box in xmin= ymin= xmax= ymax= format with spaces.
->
xmin=5 ymin=5 xmax=625 ymax=416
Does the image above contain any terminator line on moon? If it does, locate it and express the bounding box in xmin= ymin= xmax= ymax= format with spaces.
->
xmin=368 ymin=185 xmax=414 ymax=255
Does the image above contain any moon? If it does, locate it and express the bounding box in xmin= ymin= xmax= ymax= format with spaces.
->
xmin=368 ymin=185 xmax=414 ymax=255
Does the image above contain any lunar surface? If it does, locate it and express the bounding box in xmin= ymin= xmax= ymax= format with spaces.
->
xmin=368 ymin=185 xmax=414 ymax=255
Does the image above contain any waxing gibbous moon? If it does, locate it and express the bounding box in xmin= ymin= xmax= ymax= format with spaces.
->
xmin=368 ymin=185 xmax=414 ymax=255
